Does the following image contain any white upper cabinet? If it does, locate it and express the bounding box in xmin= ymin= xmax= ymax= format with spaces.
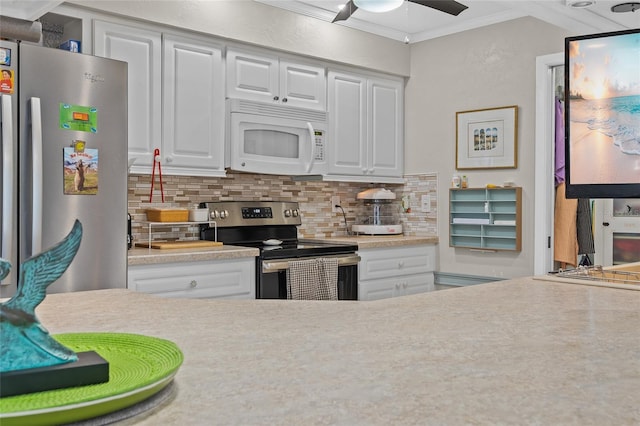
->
xmin=327 ymin=72 xmax=367 ymax=175
xmin=95 ymin=21 xmax=225 ymax=176
xmin=368 ymin=77 xmax=404 ymax=177
xmin=162 ymin=34 xmax=225 ymax=176
xmin=226 ymin=48 xmax=326 ymax=111
xmin=328 ymin=71 xmax=404 ymax=180
xmin=279 ymin=60 xmax=327 ymax=111
xmin=94 ymin=20 xmax=161 ymax=172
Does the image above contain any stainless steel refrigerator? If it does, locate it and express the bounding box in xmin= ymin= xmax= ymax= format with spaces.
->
xmin=1 ymin=41 xmax=128 ymax=298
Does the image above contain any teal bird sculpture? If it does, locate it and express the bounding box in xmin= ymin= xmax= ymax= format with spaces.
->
xmin=0 ymin=220 xmax=83 ymax=372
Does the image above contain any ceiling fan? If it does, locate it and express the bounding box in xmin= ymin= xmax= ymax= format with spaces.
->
xmin=332 ymin=0 xmax=468 ymax=23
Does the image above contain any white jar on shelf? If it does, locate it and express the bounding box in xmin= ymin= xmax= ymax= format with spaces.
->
xmin=188 ymin=205 xmax=209 ymax=222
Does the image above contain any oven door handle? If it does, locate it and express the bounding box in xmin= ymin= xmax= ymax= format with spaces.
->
xmin=262 ymin=255 xmax=361 ymax=274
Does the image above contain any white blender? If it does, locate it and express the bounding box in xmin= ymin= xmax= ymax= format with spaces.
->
xmin=351 ymin=188 xmax=403 ymax=235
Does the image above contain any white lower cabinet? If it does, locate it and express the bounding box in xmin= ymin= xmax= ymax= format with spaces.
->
xmin=358 ymin=245 xmax=436 ymax=301
xmin=128 ymin=258 xmax=255 ymax=299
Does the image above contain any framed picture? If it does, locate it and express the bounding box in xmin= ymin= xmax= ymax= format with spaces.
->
xmin=456 ymin=105 xmax=518 ymax=170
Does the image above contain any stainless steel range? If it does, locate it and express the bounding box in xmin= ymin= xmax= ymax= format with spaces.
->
xmin=199 ymin=201 xmax=359 ymax=300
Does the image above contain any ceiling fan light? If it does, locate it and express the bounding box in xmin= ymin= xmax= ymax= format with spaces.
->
xmin=353 ymin=0 xmax=404 ymax=13
xmin=566 ymin=0 xmax=596 ymax=7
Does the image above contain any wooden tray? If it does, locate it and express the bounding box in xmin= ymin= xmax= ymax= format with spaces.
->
xmin=135 ymin=241 xmax=222 ymax=249
xmin=145 ymin=208 xmax=189 ymax=222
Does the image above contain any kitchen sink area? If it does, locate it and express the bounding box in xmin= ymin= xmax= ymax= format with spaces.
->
xmin=535 ymin=261 xmax=640 ymax=291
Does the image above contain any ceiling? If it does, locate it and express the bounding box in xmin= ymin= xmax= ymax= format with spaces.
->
xmin=256 ymin=0 xmax=639 ymax=43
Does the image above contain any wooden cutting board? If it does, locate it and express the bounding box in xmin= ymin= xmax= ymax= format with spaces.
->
xmin=135 ymin=241 xmax=223 ymax=249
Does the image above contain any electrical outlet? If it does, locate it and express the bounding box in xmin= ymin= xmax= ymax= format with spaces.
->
xmin=331 ymin=196 xmax=341 ymax=212
xmin=421 ymin=195 xmax=431 ymax=213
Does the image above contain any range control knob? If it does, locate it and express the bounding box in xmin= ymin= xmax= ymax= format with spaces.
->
xmin=210 ymin=210 xmax=219 ymax=219
xmin=292 ymin=209 xmax=299 ymax=217
xmin=219 ymin=210 xmax=229 ymax=219
xmin=284 ymin=209 xmax=292 ymax=217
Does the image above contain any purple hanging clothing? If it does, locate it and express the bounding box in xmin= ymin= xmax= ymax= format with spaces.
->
xmin=554 ymin=98 xmax=565 ymax=185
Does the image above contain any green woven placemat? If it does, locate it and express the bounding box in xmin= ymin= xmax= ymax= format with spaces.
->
xmin=0 ymin=332 xmax=183 ymax=425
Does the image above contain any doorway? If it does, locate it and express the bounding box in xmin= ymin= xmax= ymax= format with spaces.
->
xmin=534 ymin=53 xmax=640 ymax=274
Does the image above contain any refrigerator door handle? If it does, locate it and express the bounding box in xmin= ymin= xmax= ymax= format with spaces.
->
xmin=30 ymin=97 xmax=43 ymax=254
xmin=1 ymin=95 xmax=14 ymax=283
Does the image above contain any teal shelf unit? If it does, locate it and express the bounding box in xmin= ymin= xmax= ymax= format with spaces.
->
xmin=449 ymin=187 xmax=522 ymax=251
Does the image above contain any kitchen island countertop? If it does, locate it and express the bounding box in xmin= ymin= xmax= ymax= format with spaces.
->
xmin=28 ymin=277 xmax=640 ymax=425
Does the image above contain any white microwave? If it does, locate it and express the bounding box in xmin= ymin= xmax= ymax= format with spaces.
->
xmin=227 ymin=99 xmax=327 ymax=176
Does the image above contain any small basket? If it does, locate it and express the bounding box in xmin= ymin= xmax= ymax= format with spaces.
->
xmin=145 ymin=208 xmax=188 ymax=222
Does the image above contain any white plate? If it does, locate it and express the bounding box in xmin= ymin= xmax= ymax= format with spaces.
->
xmin=262 ymin=239 xmax=282 ymax=246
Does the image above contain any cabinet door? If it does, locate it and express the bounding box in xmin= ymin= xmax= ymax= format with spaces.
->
xmin=400 ymin=273 xmax=435 ymax=296
xmin=358 ymin=278 xmax=397 ymax=301
xmin=94 ymin=20 xmax=161 ymax=173
xmin=327 ymin=71 xmax=367 ymax=175
xmin=368 ymin=77 xmax=403 ymax=177
xmin=279 ymin=60 xmax=326 ymax=111
xmin=359 ymin=273 xmax=435 ymax=301
xmin=226 ymin=49 xmax=279 ymax=103
xmin=163 ymin=34 xmax=225 ymax=176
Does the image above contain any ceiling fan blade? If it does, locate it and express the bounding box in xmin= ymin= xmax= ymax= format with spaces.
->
xmin=332 ymin=0 xmax=358 ymax=23
xmin=410 ymin=0 xmax=468 ymax=16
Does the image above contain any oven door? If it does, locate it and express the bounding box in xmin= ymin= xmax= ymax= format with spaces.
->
xmin=258 ymin=254 xmax=359 ymax=300
xmin=228 ymin=112 xmax=326 ymax=176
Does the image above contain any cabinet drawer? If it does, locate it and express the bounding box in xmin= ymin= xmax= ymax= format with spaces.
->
xmin=128 ymin=259 xmax=254 ymax=299
xmin=358 ymin=245 xmax=435 ymax=281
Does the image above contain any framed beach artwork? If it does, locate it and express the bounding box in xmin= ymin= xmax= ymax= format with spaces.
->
xmin=455 ymin=105 xmax=518 ymax=170
xmin=565 ymin=28 xmax=640 ymax=199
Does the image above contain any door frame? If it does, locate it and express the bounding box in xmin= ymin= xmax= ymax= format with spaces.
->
xmin=534 ymin=52 xmax=563 ymax=275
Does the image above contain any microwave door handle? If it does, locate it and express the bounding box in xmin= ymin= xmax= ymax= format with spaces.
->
xmin=306 ymin=122 xmax=316 ymax=173
xmin=1 ymin=95 xmax=14 ymax=281
xmin=30 ymin=97 xmax=43 ymax=254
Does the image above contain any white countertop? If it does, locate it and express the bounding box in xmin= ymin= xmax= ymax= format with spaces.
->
xmin=323 ymin=234 xmax=438 ymax=249
xmin=127 ymin=245 xmax=259 ymax=266
xmin=30 ymin=277 xmax=640 ymax=425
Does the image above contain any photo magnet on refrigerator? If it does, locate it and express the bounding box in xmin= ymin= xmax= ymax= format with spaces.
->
xmin=63 ymin=142 xmax=99 ymax=195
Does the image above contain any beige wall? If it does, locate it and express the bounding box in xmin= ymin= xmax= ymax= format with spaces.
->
xmin=406 ymin=17 xmax=570 ymax=279
xmin=67 ymin=0 xmax=411 ymax=76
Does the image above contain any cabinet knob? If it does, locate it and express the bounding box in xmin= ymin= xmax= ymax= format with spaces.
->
xmin=395 ymin=283 xmax=400 ymax=289
xmin=273 ymin=96 xmax=279 ymax=101
xmin=190 ymin=280 xmax=198 ymax=288
xmin=398 ymin=261 xmax=404 ymax=268
xmin=166 ymin=156 xmax=173 ymax=163
xmin=282 ymin=97 xmax=288 ymax=103
xmin=402 ymin=282 xmax=408 ymax=288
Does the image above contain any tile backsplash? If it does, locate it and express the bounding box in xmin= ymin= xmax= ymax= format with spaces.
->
xmin=128 ymin=172 xmax=437 ymax=244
